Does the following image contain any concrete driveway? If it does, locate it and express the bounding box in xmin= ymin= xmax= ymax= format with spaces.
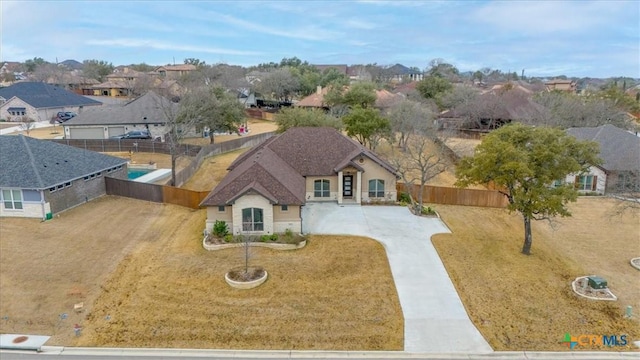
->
xmin=302 ymin=203 xmax=492 ymax=353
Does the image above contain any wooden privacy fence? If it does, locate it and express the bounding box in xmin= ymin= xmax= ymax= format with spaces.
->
xmin=52 ymin=139 xmax=201 ymax=156
xmin=245 ymin=109 xmax=276 ymax=121
xmin=397 ymin=182 xmax=508 ymax=208
xmin=105 ymin=177 xmax=209 ymax=209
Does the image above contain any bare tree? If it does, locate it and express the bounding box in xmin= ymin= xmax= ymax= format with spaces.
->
xmin=386 ymin=99 xmax=433 ymax=151
xmin=254 ymin=68 xmax=300 ymax=101
xmin=389 ymin=121 xmax=448 ymax=215
xmin=153 ymin=92 xmax=196 ymax=186
xmin=19 ymin=117 xmax=36 ymax=135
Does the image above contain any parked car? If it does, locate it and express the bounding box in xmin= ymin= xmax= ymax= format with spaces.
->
xmin=109 ymin=130 xmax=152 ymax=140
xmin=56 ymin=111 xmax=77 ymax=122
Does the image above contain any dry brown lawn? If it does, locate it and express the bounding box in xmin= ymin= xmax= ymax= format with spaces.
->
xmin=432 ymin=197 xmax=640 ymax=351
xmin=180 ymin=119 xmax=277 ymax=146
xmin=4 ymin=124 xmax=63 ymax=139
xmin=0 ymin=196 xmax=402 ymax=350
xmin=181 ymin=148 xmax=248 ymax=191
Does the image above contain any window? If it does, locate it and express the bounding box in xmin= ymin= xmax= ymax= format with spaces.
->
xmin=314 ymin=179 xmax=330 ymax=198
xmin=2 ymin=189 xmax=23 ymax=210
xmin=83 ymin=176 xmax=90 ymax=181
xmin=368 ymin=179 xmax=385 ymax=198
xmin=49 ymin=187 xmax=57 ymax=192
xmin=281 ymin=205 xmax=288 ymax=211
xmin=22 ymin=190 xmax=41 ymax=202
xmin=56 ymin=184 xmax=64 ymax=190
xmin=65 ymin=182 xmax=72 ymax=188
xmin=217 ymin=206 xmax=225 ymax=212
xmin=552 ymin=179 xmax=564 ymax=188
xmin=575 ymin=175 xmax=597 ymax=191
xmin=242 ymin=208 xmax=264 ymax=232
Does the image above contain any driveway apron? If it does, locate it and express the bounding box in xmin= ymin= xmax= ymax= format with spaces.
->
xmin=302 ymin=203 xmax=492 ymax=353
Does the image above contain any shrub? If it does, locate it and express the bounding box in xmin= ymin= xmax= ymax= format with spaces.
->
xmin=213 ymin=220 xmax=229 ymax=237
xmin=260 ymin=234 xmax=271 ymax=242
xmin=223 ymin=234 xmax=233 ymax=243
xmin=398 ymin=192 xmax=411 ymax=203
xmin=421 ymin=206 xmax=436 ymax=216
xmin=270 ymin=234 xmax=278 ymax=242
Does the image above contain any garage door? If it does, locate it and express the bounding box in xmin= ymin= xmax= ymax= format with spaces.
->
xmin=69 ymin=127 xmax=104 ymax=139
xmin=108 ymin=126 xmax=125 ymax=137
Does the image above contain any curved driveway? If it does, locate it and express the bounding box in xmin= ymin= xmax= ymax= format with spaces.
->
xmin=302 ymin=203 xmax=492 ymax=353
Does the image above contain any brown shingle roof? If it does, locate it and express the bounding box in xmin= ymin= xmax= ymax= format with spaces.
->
xmin=201 ymin=127 xmax=397 ymax=206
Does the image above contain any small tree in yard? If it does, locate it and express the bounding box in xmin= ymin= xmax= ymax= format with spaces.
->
xmin=455 ymin=123 xmax=602 ymax=255
xmin=19 ymin=117 xmax=36 ymax=135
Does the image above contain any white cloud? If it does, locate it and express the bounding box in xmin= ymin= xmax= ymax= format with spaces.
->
xmin=86 ymin=39 xmax=262 ymax=56
xmin=207 ymin=11 xmax=342 ymax=41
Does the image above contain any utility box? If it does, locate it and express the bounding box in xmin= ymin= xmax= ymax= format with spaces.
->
xmin=588 ymin=276 xmax=608 ymax=289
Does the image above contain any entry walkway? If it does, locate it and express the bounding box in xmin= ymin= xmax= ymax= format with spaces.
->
xmin=302 ymin=203 xmax=492 ymax=353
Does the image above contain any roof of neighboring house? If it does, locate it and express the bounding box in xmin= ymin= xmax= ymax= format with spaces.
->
xmin=0 ymin=135 xmax=127 ymax=189
xmin=156 ymin=64 xmax=197 ymax=72
xmin=47 ymin=73 xmax=100 ymax=85
xmin=295 ymin=87 xmax=330 ymax=108
xmin=566 ymin=124 xmax=640 ymax=172
xmin=296 ymin=87 xmax=403 ymax=109
xmin=64 ymin=91 xmax=177 ymax=126
xmin=0 ymin=82 xmax=102 ymax=109
xmin=439 ymin=85 xmax=545 ymax=120
xmin=387 ymin=63 xmax=422 ymax=75
xmin=201 ymin=127 xmax=397 ymax=206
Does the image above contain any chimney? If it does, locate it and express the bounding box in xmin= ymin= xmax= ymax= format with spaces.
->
xmin=316 ymin=85 xmax=322 ymax=95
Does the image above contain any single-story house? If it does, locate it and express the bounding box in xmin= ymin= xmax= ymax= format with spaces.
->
xmin=200 ymin=127 xmax=398 ymax=235
xmin=565 ymin=124 xmax=640 ymax=195
xmin=0 ymin=135 xmax=128 ymax=219
xmin=155 ymin=64 xmax=196 ymax=80
xmin=62 ymin=91 xmax=183 ymax=140
xmin=295 ymin=86 xmax=403 ymax=110
xmin=0 ymin=82 xmax=102 ymax=122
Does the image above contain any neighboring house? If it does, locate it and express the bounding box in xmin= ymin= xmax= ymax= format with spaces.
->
xmin=565 ymin=124 xmax=640 ymax=195
xmin=155 ymin=64 xmax=196 ymax=79
xmin=0 ymin=135 xmax=128 ymax=219
xmin=46 ymin=72 xmax=99 ymax=95
xmin=200 ymin=127 xmax=398 ymax=235
xmin=437 ymin=84 xmax=545 ymax=131
xmin=237 ymin=88 xmax=257 ymax=108
xmin=0 ymin=82 xmax=101 ymax=122
xmin=63 ymin=91 xmax=182 ymax=140
xmin=295 ymin=86 xmax=403 ymax=110
xmin=386 ymin=63 xmax=424 ymax=83
xmin=545 ymin=79 xmax=577 ymax=93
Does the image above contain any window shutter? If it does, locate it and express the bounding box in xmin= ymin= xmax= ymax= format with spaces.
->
xmin=574 ymin=177 xmax=579 ymax=189
xmin=592 ymin=176 xmax=597 ymax=191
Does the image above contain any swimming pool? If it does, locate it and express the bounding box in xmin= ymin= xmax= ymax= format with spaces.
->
xmin=127 ymin=168 xmax=152 ymax=179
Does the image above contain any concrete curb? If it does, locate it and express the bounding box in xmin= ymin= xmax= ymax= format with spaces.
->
xmin=4 ymin=347 xmax=637 ymax=359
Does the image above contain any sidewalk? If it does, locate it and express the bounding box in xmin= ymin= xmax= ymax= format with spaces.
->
xmin=0 ymin=121 xmax=54 ymax=135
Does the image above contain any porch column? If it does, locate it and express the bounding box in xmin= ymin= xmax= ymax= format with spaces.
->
xmin=356 ymin=171 xmax=362 ymax=204
xmin=337 ymin=171 xmax=343 ymax=204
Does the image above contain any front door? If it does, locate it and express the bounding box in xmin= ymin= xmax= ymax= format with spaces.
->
xmin=343 ymin=175 xmax=353 ymax=198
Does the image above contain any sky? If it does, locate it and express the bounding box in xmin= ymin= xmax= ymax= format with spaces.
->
xmin=1 ymin=0 xmax=638 ymax=78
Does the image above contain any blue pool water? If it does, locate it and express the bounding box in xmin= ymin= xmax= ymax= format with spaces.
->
xmin=128 ymin=168 xmax=152 ymax=179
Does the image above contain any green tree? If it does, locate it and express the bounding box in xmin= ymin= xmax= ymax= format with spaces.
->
xmin=276 ymin=107 xmax=342 ymax=133
xmin=455 ymin=123 xmax=602 ymax=255
xmin=177 ymin=87 xmax=246 ymax=144
xmin=416 ymin=76 xmax=452 ymax=109
xmin=342 ymin=106 xmax=390 ymax=150
xmin=324 ymin=81 xmax=377 ymax=109
xmin=184 ymin=58 xmax=206 ymax=67
xmin=82 ymin=59 xmax=114 ymax=82
xmin=24 ymin=57 xmax=47 ymax=72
